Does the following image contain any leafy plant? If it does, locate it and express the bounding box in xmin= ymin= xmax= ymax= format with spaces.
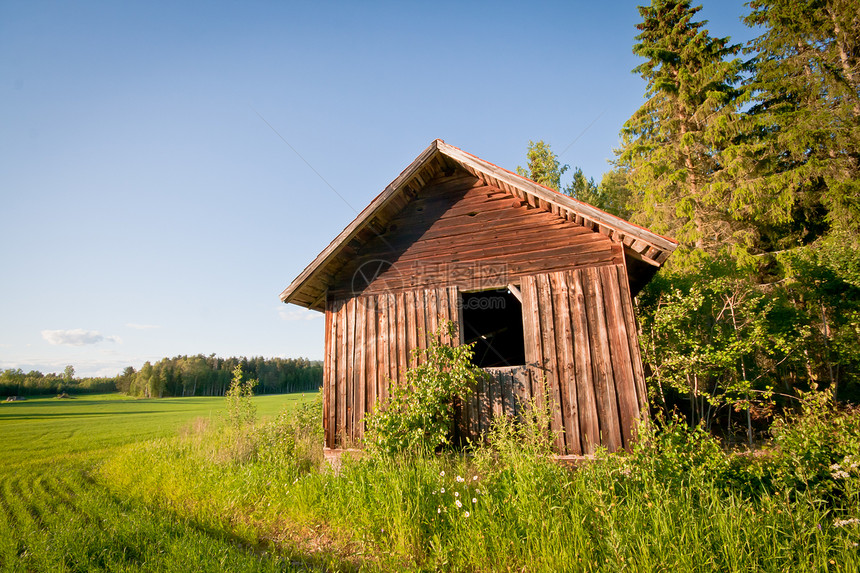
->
xmin=225 ymin=365 xmax=257 ymax=429
xmin=768 ymin=390 xmax=860 ymax=507
xmin=364 ymin=320 xmax=485 ymax=456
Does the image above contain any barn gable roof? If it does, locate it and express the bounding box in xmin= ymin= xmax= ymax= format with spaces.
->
xmin=281 ymin=139 xmax=677 ymax=310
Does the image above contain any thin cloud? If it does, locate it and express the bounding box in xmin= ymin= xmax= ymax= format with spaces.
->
xmin=278 ymin=307 xmax=321 ymax=322
xmin=126 ymin=323 xmax=160 ymax=330
xmin=41 ymin=329 xmax=120 ymax=346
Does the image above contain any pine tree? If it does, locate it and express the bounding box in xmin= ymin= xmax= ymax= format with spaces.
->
xmin=618 ymin=0 xmax=744 ymax=257
xmin=724 ymin=0 xmax=860 ymax=245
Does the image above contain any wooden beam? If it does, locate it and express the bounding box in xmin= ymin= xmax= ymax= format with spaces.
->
xmin=507 ymin=283 xmax=523 ymax=303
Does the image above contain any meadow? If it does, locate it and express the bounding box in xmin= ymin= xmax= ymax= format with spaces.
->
xmin=2 ymin=391 xmax=859 ymax=572
xmin=0 ymin=393 xmax=319 ymax=572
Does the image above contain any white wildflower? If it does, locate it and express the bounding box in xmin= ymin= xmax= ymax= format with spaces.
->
xmin=472 ymin=498 xmax=477 ymax=504
xmin=454 ymin=492 xmax=459 ymax=497
xmin=473 ymin=475 xmax=478 ymax=481
xmin=455 ymin=499 xmax=462 ymax=508
xmin=464 ymin=511 xmax=470 ymax=518
xmin=440 ymin=488 xmax=445 ymax=493
xmin=440 ymin=471 xmax=445 ymax=477
xmin=456 ymin=475 xmax=464 ymax=483
xmin=437 ymin=507 xmax=441 ymax=514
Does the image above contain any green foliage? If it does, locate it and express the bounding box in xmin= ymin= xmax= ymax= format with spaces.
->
xmin=516 ymin=140 xmax=568 ymax=191
xmin=769 ymin=390 xmax=860 ymax=506
xmin=252 ymin=394 xmax=324 ymax=474
xmin=624 ymin=413 xmax=728 ymax=488
xmin=478 ymin=387 xmax=557 ymax=464
xmin=726 ymin=0 xmax=860 ymax=238
xmin=619 ymin=0 xmax=745 ymax=255
xmin=225 ymin=365 xmax=257 ymax=429
xmin=364 ymin=321 xmax=485 ymax=456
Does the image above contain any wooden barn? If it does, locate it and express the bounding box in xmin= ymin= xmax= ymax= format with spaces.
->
xmin=280 ymin=140 xmax=677 ymax=455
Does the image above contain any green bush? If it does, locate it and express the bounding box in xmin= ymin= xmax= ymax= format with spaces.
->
xmin=768 ymin=390 xmax=860 ymax=507
xmin=364 ymin=321 xmax=486 ymax=456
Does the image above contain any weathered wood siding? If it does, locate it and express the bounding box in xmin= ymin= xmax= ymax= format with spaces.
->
xmin=323 ymin=263 xmax=646 ymax=454
xmin=324 ymin=286 xmax=459 ymax=448
xmin=328 ymin=169 xmax=622 ymax=298
xmin=519 ymin=265 xmax=647 ymax=454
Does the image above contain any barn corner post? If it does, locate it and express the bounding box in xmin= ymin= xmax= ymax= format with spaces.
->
xmin=280 ymin=139 xmax=676 ymax=455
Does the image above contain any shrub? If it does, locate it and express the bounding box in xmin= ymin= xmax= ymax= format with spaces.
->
xmin=225 ymin=365 xmax=256 ymax=429
xmin=768 ymin=390 xmax=860 ymax=507
xmin=253 ymin=394 xmax=324 ymax=474
xmin=364 ymin=321 xmax=486 ymax=456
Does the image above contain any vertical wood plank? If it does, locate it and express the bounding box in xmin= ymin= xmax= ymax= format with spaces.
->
xmin=427 ymin=288 xmax=439 ymax=342
xmin=356 ymin=298 xmax=368 ymax=441
xmin=438 ymin=287 xmax=452 ymax=344
xmin=366 ymin=295 xmax=378 ymax=425
xmin=600 ymin=265 xmax=640 ymax=449
xmin=520 ymin=275 xmax=545 ymax=412
xmin=550 ymin=271 xmax=582 ymax=455
xmin=584 ymin=266 xmax=622 ymax=452
xmin=323 ymin=299 xmax=332 ymax=449
xmin=378 ymin=293 xmax=390 ymax=406
xmin=616 ymin=263 xmax=648 ymax=413
xmin=512 ymin=367 xmax=529 ymax=417
xmin=570 ymin=269 xmax=600 ymax=453
xmin=416 ymin=289 xmax=428 ymax=355
xmin=536 ymin=273 xmax=567 ymax=453
xmin=346 ymin=297 xmax=358 ymax=443
xmin=504 ymin=370 xmax=516 ymax=418
xmin=406 ymin=290 xmax=418 ymax=368
xmin=396 ymin=292 xmax=408 ymax=384
xmin=326 ymin=298 xmax=338 ymax=449
xmin=337 ymin=298 xmax=349 ymax=446
xmin=388 ymin=292 xmax=399 ymax=386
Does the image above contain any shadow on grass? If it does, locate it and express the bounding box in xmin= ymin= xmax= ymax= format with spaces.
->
xmin=83 ymin=473 xmax=364 ymax=573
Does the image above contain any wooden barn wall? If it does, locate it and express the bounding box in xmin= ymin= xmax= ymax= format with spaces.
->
xmin=519 ymin=264 xmax=647 ymax=454
xmin=323 ymin=262 xmax=647 ymax=454
xmin=323 ymin=286 xmax=460 ymax=449
xmin=454 ymin=263 xmax=646 ymax=455
xmin=327 ymin=169 xmax=622 ymax=298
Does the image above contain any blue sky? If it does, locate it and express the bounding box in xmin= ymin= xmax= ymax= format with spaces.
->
xmin=0 ymin=0 xmax=756 ymax=377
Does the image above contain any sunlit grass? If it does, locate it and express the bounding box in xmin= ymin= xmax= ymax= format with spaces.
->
xmin=3 ymin=392 xmax=859 ymax=572
xmin=0 ymin=392 xmax=323 ymax=572
xmin=97 ymin=406 xmax=860 ymax=572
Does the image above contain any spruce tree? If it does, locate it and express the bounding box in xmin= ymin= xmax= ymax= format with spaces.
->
xmin=724 ymin=0 xmax=860 ymax=245
xmin=618 ymin=0 xmax=744 ymax=257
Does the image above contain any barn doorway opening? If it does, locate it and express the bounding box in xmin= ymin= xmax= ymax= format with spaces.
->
xmin=460 ymin=287 xmax=526 ymax=368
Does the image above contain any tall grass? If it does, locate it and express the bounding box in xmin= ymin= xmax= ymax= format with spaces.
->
xmin=96 ymin=393 xmax=860 ymax=572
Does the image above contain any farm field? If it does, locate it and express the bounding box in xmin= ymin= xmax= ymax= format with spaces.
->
xmin=0 ymin=393 xmax=319 ymax=572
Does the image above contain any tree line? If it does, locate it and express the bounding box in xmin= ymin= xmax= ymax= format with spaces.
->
xmin=0 ymin=365 xmax=117 ymax=397
xmin=117 ymin=355 xmax=322 ymax=398
xmin=518 ymin=0 xmax=859 ymax=440
xmin=1 ymin=356 xmax=322 ymax=398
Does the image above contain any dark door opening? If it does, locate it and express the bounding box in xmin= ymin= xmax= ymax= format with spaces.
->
xmin=461 ymin=288 xmax=526 ymax=368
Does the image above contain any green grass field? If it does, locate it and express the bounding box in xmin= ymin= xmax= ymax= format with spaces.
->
xmin=0 ymin=393 xmax=318 ymax=572
xmin=2 ymin=392 xmax=858 ymax=572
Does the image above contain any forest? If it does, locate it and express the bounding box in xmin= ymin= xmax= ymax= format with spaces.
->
xmin=517 ymin=0 xmax=859 ymax=441
xmin=0 ymin=355 xmax=323 ymax=398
